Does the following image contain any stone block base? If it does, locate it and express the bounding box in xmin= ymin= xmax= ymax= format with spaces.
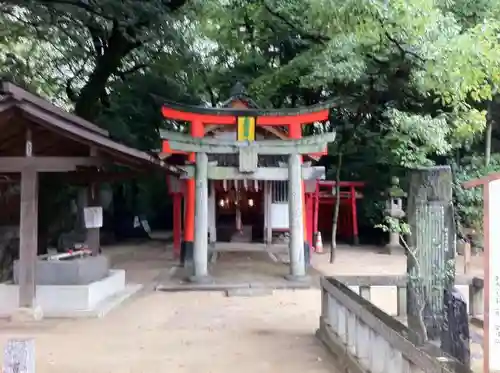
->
xmin=13 ymin=255 xmax=110 ymax=285
xmin=0 ymin=270 xmax=132 ymax=318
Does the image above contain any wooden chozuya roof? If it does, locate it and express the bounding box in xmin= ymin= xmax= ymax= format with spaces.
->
xmin=0 ymin=81 xmax=182 ymax=175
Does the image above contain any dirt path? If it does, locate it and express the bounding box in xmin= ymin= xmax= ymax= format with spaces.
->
xmin=0 ymin=243 xmax=338 ymax=373
xmin=0 ymin=291 xmax=336 ymax=373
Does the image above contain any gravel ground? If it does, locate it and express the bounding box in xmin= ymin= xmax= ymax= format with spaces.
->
xmin=0 ymin=242 xmax=338 ymax=373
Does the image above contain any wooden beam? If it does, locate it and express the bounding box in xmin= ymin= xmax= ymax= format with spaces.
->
xmin=0 ymin=157 xmax=103 ymax=172
xmin=161 ymin=129 xmax=335 ymax=146
xmin=18 ymin=167 xmax=38 ymax=308
xmin=3 ymin=81 xmax=109 ymax=136
xmin=20 ymin=104 xmax=177 ymax=172
xmin=56 ymin=170 xmax=142 ymax=184
xmin=179 ymin=165 xmax=325 ymax=180
xmin=162 ymin=137 xmax=333 ymax=155
xmin=0 ymin=101 xmax=14 ymax=114
xmin=463 ymin=173 xmax=500 ymax=189
xmin=204 ymin=124 xmax=322 ymax=162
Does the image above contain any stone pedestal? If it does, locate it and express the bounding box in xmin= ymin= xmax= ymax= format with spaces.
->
xmin=14 ymin=255 xmax=109 ymax=285
xmin=386 ymin=232 xmax=402 ymax=253
xmin=385 ymin=197 xmax=404 ymax=254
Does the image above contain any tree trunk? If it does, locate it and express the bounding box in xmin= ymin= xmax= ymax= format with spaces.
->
xmin=74 ymin=28 xmax=135 ymax=121
xmin=485 ymin=118 xmax=492 ymax=166
xmin=330 ymin=151 xmax=343 ymax=263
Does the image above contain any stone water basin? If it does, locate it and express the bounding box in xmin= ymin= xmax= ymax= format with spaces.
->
xmin=13 ymin=255 xmax=109 ymax=285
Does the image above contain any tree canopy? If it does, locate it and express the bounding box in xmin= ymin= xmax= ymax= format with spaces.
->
xmin=2 ymin=0 xmax=500 ymax=237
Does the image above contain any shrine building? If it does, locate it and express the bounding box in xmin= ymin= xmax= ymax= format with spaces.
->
xmin=161 ymin=85 xmax=336 ymax=282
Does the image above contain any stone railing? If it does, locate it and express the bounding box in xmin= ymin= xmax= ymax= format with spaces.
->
xmin=317 ymin=277 xmax=472 ymax=373
xmin=335 ymin=275 xmax=482 ymax=318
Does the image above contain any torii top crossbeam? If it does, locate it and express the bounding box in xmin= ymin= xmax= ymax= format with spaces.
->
xmin=160 ymin=99 xmax=332 ymax=127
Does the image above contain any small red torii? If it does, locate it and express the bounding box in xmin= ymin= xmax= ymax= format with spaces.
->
xmin=312 ymin=180 xmax=365 ymax=246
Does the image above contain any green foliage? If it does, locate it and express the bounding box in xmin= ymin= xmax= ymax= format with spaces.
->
xmin=0 ymin=0 xmax=204 ymax=230
xmin=201 ymin=0 xmax=498 ymax=178
xmin=375 ymin=216 xmax=411 ymax=234
xmin=3 ymin=0 xmax=500 ymax=238
xmin=454 ymin=154 xmax=500 ymax=233
xmin=1 ymin=0 xmax=198 ymax=119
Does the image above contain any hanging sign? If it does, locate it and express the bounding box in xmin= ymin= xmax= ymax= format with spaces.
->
xmin=83 ymin=206 xmax=103 ymax=229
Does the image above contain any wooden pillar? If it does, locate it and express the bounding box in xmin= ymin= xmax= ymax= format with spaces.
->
xmin=182 ymin=120 xmax=204 ymax=265
xmin=350 ymin=185 xmax=359 ymax=245
xmin=208 ymin=181 xmax=217 ymax=245
xmin=286 ymin=153 xmax=306 ymax=279
xmin=19 ymin=128 xmax=38 ymax=309
xmin=313 ymin=181 xmax=320 ymax=237
xmin=306 ymin=194 xmax=314 ymax=249
xmin=19 ymin=167 xmax=39 ymax=308
xmin=263 ymin=181 xmax=268 ymax=243
xmin=264 ymin=181 xmax=273 ymax=244
xmin=173 ymin=193 xmax=182 ymax=256
xmin=191 ymin=152 xmax=210 ymax=282
xmin=85 ymin=184 xmax=100 ymax=256
xmin=235 ymin=196 xmax=242 ymax=231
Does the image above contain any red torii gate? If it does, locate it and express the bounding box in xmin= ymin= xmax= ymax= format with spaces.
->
xmin=313 ymin=180 xmax=365 ymax=246
xmin=160 ymin=99 xmax=332 ymax=257
xmin=463 ymin=173 xmax=500 ymax=373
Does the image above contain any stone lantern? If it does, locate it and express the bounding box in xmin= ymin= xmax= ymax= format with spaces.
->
xmin=384 ymin=176 xmax=407 ymax=254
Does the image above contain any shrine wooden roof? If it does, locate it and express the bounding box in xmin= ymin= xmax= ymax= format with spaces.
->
xmin=0 ymin=81 xmax=182 ymax=176
xmin=161 ymin=98 xmax=334 ymax=118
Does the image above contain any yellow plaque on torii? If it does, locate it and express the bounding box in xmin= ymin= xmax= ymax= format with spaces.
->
xmin=237 ymin=116 xmax=256 ymax=141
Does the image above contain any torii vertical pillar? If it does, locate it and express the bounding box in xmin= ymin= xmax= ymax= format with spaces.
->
xmin=463 ymin=174 xmax=500 ymax=373
xmin=286 ymin=153 xmax=306 ymax=280
xmin=191 ymin=152 xmax=210 ymax=282
xmin=181 ymin=120 xmax=204 ymax=266
xmin=288 ymin=122 xmax=310 ymax=261
xmin=161 ymin=130 xmax=336 ymax=281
